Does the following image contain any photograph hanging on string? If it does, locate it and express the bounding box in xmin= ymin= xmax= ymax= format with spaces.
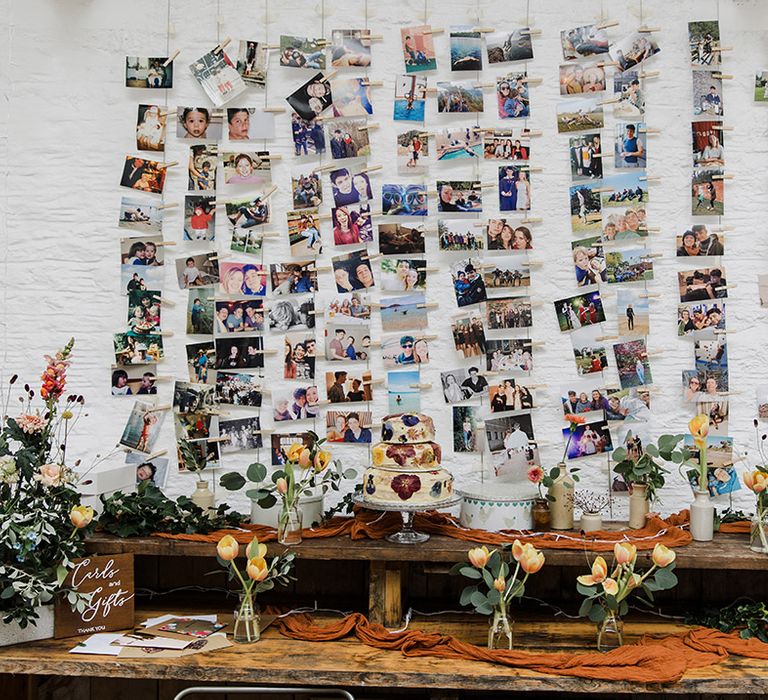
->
xmin=185 ymin=341 xmax=216 ymax=385
xmin=325 ymin=292 xmax=370 ymax=324
xmin=570 ymin=325 xmax=608 ymax=376
xmin=485 ymin=338 xmax=533 ymax=373
xmin=113 ymin=333 xmax=163 ymax=366
xmin=284 ymin=332 xmax=316 ymax=380
xmin=271 ymin=433 xmax=314 ymax=466
xmin=451 ymin=312 xmax=486 ymax=359
xmin=329 ymin=167 xmax=372 ymax=207
xmin=176 ymin=107 xmax=224 ymax=140
xmin=331 ymin=204 xmax=373 ymax=245
xmin=560 ymin=379 xmax=613 ymax=418
xmin=692 ymin=71 xmax=723 ymax=116
xmin=120 ymin=156 xmax=167 ymax=194
xmin=268 ymin=298 xmax=315 ymax=332
xmin=378 ymin=223 xmax=425 ymax=255
xmin=330 ymin=29 xmax=372 ymax=68
xmin=754 ymin=70 xmax=768 ymax=102
xmin=286 ymin=72 xmax=333 ymax=121
xmin=215 ymin=335 xmax=265 ymax=371
xmin=571 ymin=235 xmax=606 ymax=287
xmin=394 ymin=74 xmax=427 ymax=122
xmin=270 ymin=261 xmax=318 ymax=296
xmin=450 ymin=258 xmax=487 ymax=307
xmin=556 ymin=96 xmax=604 ymax=134
xmin=189 ymin=45 xmax=247 ymax=106
xmin=226 ymin=107 xmax=275 ymax=141
xmin=111 ymin=365 xmax=158 ymax=397
xmin=561 ymin=418 xmax=613 ymax=460
xmin=330 ymin=77 xmax=373 ymax=117
xmin=291 ymin=166 xmax=322 ymax=210
xmin=120 ymin=401 xmax=165 ymax=454
xmin=213 ymin=298 xmax=264 ymax=335
xmin=218 ymin=261 xmax=267 ymax=297
xmin=438 ymin=180 xmax=483 ymax=213
xmin=380 ymin=258 xmax=427 ymax=293
xmin=554 ymin=290 xmax=606 ymax=333
xmin=136 ymin=104 xmax=167 ymax=152
xmin=483 ymin=129 xmax=530 ymax=161
xmin=291 ymin=114 xmax=326 ymax=156
xmin=613 ymin=122 xmax=646 ymax=169
xmin=279 ymin=35 xmax=326 ymax=69
xmin=188 ymin=144 xmax=218 ymax=191
xmin=676 ymin=224 xmax=725 ymax=257
xmin=453 ymin=406 xmax=481 ymax=453
xmin=400 ymin=25 xmax=437 ymax=73
xmin=272 ymin=386 xmax=320 ymax=422
xmin=127 ymin=290 xmax=162 ymax=334
xmin=568 ymin=182 xmax=602 ymax=233
xmin=128 ymin=452 xmax=169 ymax=488
xmin=286 ymin=208 xmax=323 ymax=257
xmin=126 ymin=56 xmax=174 ymax=88
xmin=677 ymin=301 xmax=726 ymax=337
xmin=569 ymin=133 xmax=602 ymax=181
xmin=382 ymin=184 xmax=428 ymax=216
xmin=184 ymin=195 xmax=216 ymax=241
xmin=175 ymin=253 xmax=219 ymax=290
xmin=449 ymin=25 xmax=482 ymax=71
xmin=560 ymin=24 xmax=609 ymax=61
xmin=483 ymin=258 xmax=530 ymax=290
xmin=324 ymin=322 xmax=371 ymax=362
xmin=605 ymin=386 xmax=651 ymax=422
xmin=559 ymin=63 xmax=605 ymax=95
xmin=174 ymin=411 xmax=213 ymax=441
xmin=487 ymin=219 xmax=532 ymax=251
xmin=613 ymin=339 xmax=652 ymax=389
xmin=692 ymin=168 xmax=724 ymax=216
xmin=332 ymin=249 xmax=375 ymax=292
xmin=678 ymin=267 xmax=728 ymax=303
xmin=119 ymin=197 xmax=162 ymax=233
xmin=609 ymin=32 xmax=661 ymax=72
xmin=120 ymin=234 xmax=164 ymax=267
xmin=688 ymin=21 xmax=720 ymax=69
xmin=495 ymin=73 xmax=528 ymax=119
xmin=177 ymin=439 xmax=221 ymax=472
xmin=616 ymin=288 xmax=650 ymax=337
xmin=327 ymin=117 xmax=371 ymax=159
xmin=381 ymin=334 xmax=430 ymax=368
xmin=387 ymin=370 xmax=421 ymax=413
xmin=485 ymin=415 xmax=538 ymax=482
xmin=437 ymin=80 xmax=484 ymax=113
xmin=613 ymin=70 xmax=645 ymax=118
xmin=489 ymin=378 xmax=534 ymax=413
xmin=222 ymin=151 xmax=270 ymax=186
xmin=604 ymin=248 xmax=653 ymax=284
xmin=235 ymin=40 xmax=267 ymax=86
xmin=485 ymin=297 xmax=533 ymax=330
xmin=326 ymin=411 xmax=373 ymax=444
xmin=691 ymin=121 xmax=725 ymax=168
xmin=380 ymin=292 xmax=428 ymax=332
xmin=486 ymin=28 xmax=534 ymax=64
xmin=215 ymin=371 xmax=263 ymax=407
xmin=498 ymin=166 xmax=531 ymax=211
xmin=397 ymin=130 xmax=430 ymax=174
xmin=438 ymin=218 xmax=484 ymax=252
xmin=219 ymin=417 xmax=263 ymax=454
xmin=325 ymin=369 xmax=373 ymax=404
xmin=434 ymin=126 xmax=482 ymax=161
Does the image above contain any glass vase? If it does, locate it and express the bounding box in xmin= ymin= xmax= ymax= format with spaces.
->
xmin=278 ymin=503 xmax=303 ymax=545
xmin=488 ymin=607 xmax=514 ymax=650
xmin=233 ymin=592 xmax=260 ymax=644
xmin=596 ymin=611 xmax=624 ymax=652
xmin=750 ymin=511 xmax=768 ymax=554
xmin=531 ymin=498 xmax=551 ymax=531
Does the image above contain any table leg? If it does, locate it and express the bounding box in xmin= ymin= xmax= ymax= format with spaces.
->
xmin=368 ymin=561 xmax=403 ymax=627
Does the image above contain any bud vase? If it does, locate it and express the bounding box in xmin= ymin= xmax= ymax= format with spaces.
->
xmin=628 ymin=483 xmax=649 ymax=529
xmin=487 ymin=607 xmax=513 ymax=650
xmin=191 ymin=479 xmax=215 ymax=517
xmin=690 ymin=489 xmax=714 ymax=542
xmin=749 ymin=511 xmax=768 ymax=553
xmin=580 ymin=511 xmax=603 ymax=532
xmin=596 ymin=611 xmax=624 ymax=652
xmin=531 ymin=498 xmax=551 ymax=531
xmin=278 ymin=503 xmax=303 ymax=545
xmin=548 ymin=462 xmax=574 ymax=530
xmin=233 ymin=593 xmax=260 ymax=644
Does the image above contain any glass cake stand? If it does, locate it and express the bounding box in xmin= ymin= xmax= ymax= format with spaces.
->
xmin=354 ymin=494 xmax=461 ymax=544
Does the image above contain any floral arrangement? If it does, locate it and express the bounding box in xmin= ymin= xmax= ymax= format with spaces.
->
xmin=573 ymin=489 xmax=610 ymax=515
xmin=744 ymin=419 xmax=768 ymax=552
xmin=688 ymin=414 xmax=710 ymax=492
xmin=611 ymin=432 xmax=686 ymax=503
xmin=0 ymin=340 xmax=95 ymax=627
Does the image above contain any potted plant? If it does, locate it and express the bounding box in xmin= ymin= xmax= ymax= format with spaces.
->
xmin=451 ymin=541 xmax=545 ymax=649
xmin=178 ymin=438 xmax=216 ymax=516
xmin=743 ymin=419 xmax=768 ymax=553
xmin=573 ymin=490 xmax=610 ymax=532
xmin=0 ymin=340 xmax=95 ymax=645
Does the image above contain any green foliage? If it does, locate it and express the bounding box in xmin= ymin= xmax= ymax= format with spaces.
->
xmin=686 ymin=600 xmax=768 ymax=643
xmin=612 ymin=432 xmax=683 ymax=503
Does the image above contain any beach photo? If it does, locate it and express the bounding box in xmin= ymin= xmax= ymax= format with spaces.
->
xmin=388 ymin=369 xmax=421 ymax=413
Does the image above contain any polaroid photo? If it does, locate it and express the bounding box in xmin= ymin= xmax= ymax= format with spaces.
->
xmin=437 ymin=80 xmax=484 ymax=113
xmin=279 ymin=35 xmax=326 ymax=69
xmin=329 ymin=167 xmax=372 ymax=208
xmin=189 ymin=46 xmax=246 ymax=106
xmin=451 ymin=406 xmax=480 ymax=452
xmin=136 ymin=104 xmax=167 ymax=152
xmin=569 ymin=182 xmax=603 ymax=233
xmin=438 ymin=218 xmax=485 ymax=251
xmin=126 ymin=56 xmax=173 ymax=88
xmin=326 ymin=410 xmax=373 ymax=444
xmin=435 ymin=126 xmax=482 ymax=161
xmin=568 ymin=133 xmax=602 ymax=181
xmin=271 ymin=433 xmax=313 ymax=466
xmin=614 ymin=122 xmax=646 ymax=169
xmin=225 ymin=194 xmax=271 ymax=234
xmin=609 ymin=33 xmax=661 ymax=72
xmin=111 ymin=365 xmax=158 ymax=397
xmin=489 ymin=378 xmax=534 ymax=413
xmin=450 ymin=258 xmax=486 ymax=307
xmin=381 ymin=333 xmax=430 ymax=368
xmin=570 ymin=325 xmax=608 ymax=376
xmin=678 ymin=267 xmax=728 ymax=303
xmin=188 ymin=144 xmax=218 ymax=191
xmin=451 ymin=312 xmax=486 ymax=358
xmin=268 ymin=298 xmax=315 ymax=332
xmin=483 ymin=257 xmax=530 ymax=290
xmin=758 ymin=385 xmax=768 ymax=421
xmin=127 ymin=289 xmax=162 ymax=333
xmin=382 ymin=184 xmax=428 ymax=217
xmin=286 ymin=209 xmax=323 ymax=257
xmin=561 ymin=24 xmax=609 ymax=61
xmin=613 ymin=71 xmax=645 ymax=118
xmin=120 ymin=234 xmax=164 ymax=268
xmin=284 ymin=332 xmax=316 ymax=380
xmin=677 ymin=301 xmax=725 ymax=337
xmin=487 ymin=29 xmax=534 ymax=64
xmin=325 ymin=369 xmax=372 ymax=404
xmin=332 ymin=249 xmax=375 ymax=292
xmin=214 ymin=335 xmax=264 ymax=371
xmin=183 ymin=195 xmax=216 ymax=241
xmin=394 ymin=74 xmax=427 ymax=121
xmin=221 ymin=151 xmax=270 ymax=188
xmin=119 ymin=197 xmax=162 ymax=234
xmin=325 ymin=292 xmax=371 ymax=324
xmin=554 ymin=290 xmax=606 ymax=333
xmin=176 ymin=107 xmax=224 ymax=140
xmin=331 ymin=77 xmax=373 ymax=117
xmin=571 ymin=235 xmax=606 ymax=286
xmin=273 ymin=386 xmax=320 ymax=422
xmin=562 ymin=418 xmax=613 ymax=460
xmin=388 ymin=369 xmax=421 ymax=413
xmin=485 ymin=297 xmax=532 ymax=331
xmin=380 ymin=258 xmax=427 ymax=293
xmin=219 ymin=417 xmax=262 ymax=454
xmin=559 ymin=63 xmax=605 ymax=95
xmin=602 ymin=215 xmax=647 ymax=245
xmin=177 ymin=439 xmax=221 ymax=472
xmin=213 ymin=298 xmax=264 ymax=335
xmin=692 ymin=168 xmax=724 ymax=216
xmin=185 ymin=341 xmax=216 ymax=384
xmin=174 ymin=411 xmax=211 ymax=449
xmin=291 ymin=167 xmax=322 ymax=210
xmin=236 ymin=40 xmax=267 ymax=87
xmin=218 ymin=261 xmax=267 ymax=297
xmin=692 ymin=121 xmax=724 ymax=168
xmin=485 ymin=414 xmax=538 ymax=482
xmin=605 ymin=386 xmax=651 ymax=422
xmin=689 ymin=21 xmax=720 ymax=68
xmin=495 ymin=73 xmax=529 ymax=119
xmin=616 ymin=288 xmax=649 ymax=337
xmin=498 ymin=166 xmax=530 ymax=212
xmin=397 ymin=130 xmax=430 ymax=174
xmin=560 ymin=378 xmax=610 ymax=418
xmin=556 ymin=96 xmax=604 ymax=134
xmin=120 ymin=156 xmax=167 ymax=195
xmin=119 ymin=401 xmax=165 ymax=454
xmin=114 ymin=333 xmax=163 ymax=366
xmin=613 ymin=339 xmax=652 ymax=389
xmin=755 ymin=71 xmax=768 ymax=102
xmin=438 ymin=180 xmax=482 ymax=213
xmin=172 ymin=380 xmax=216 ymax=414
xmin=380 ymin=292 xmax=428 ymax=332
xmin=325 ymin=322 xmax=371 ymax=362
xmin=450 ymin=26 xmax=482 ymax=71
xmin=216 ymin=371 xmax=264 ymax=406
xmin=485 ymin=338 xmax=533 ymax=373
xmin=401 ymin=25 xmax=437 ymax=73
xmin=127 ymin=452 xmax=169 ymax=488
xmin=483 ymin=129 xmax=530 ymax=161
xmin=378 ymin=223 xmax=425 ymax=255
xmin=327 ymin=117 xmax=371 ymax=159
xmin=604 ymin=248 xmax=653 ymax=284
xmin=487 ymin=219 xmax=532 ymax=251
xmin=286 ymin=72 xmax=333 ymax=121
xmin=270 ymin=261 xmax=318 ymax=296
xmin=291 ymin=114 xmax=326 ymax=156
xmin=331 ymin=29 xmax=371 ymax=68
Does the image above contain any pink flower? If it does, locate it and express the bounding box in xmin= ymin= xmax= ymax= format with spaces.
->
xmin=16 ymin=414 xmax=48 ymax=434
xmin=527 ymin=465 xmax=544 ymax=484
xmin=35 ymin=463 xmax=66 ymax=487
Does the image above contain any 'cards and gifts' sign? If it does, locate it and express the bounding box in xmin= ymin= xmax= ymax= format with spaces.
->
xmin=54 ymin=554 xmax=135 ymax=638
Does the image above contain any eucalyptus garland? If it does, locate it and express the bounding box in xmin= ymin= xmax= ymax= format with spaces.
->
xmin=686 ymin=599 xmax=768 ymax=643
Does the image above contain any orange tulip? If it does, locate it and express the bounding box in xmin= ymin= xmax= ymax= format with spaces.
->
xmin=216 ymin=534 xmax=239 ymax=561
xmin=313 ymin=450 xmax=332 ymax=473
xmin=744 ymin=470 xmax=768 ymax=493
xmin=519 ymin=544 xmax=545 ymax=574
xmin=248 ymin=538 xmax=267 ymax=560
xmin=286 ymin=442 xmax=305 ymax=462
xmin=493 ymin=576 xmax=506 ymax=593
xmin=614 ymin=541 xmax=637 ymax=566
xmin=69 ymin=505 xmax=94 ymax=529
xmin=577 ymin=556 xmax=608 ymax=586
xmin=626 ymin=572 xmax=642 ymax=590
xmin=467 ymin=545 xmax=491 ymax=569
xmin=688 ymin=414 xmax=709 ymax=445
xmin=246 ymin=557 xmax=269 ymax=581
xmin=602 ymin=577 xmax=619 ymax=596
xmin=511 ymin=539 xmax=525 ymax=562
xmin=651 ymin=543 xmax=676 ymax=568
xmin=298 ymin=448 xmax=312 ymax=468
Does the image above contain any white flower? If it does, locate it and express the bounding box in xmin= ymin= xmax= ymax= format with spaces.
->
xmin=0 ymin=456 xmax=18 ymax=484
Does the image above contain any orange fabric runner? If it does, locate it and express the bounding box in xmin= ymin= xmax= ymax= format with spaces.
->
xmin=275 ymin=611 xmax=768 ymax=684
xmin=719 ymin=520 xmax=751 ymax=534
xmin=154 ymin=507 xmax=700 ymax=551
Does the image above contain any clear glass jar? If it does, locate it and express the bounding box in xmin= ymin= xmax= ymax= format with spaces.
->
xmin=596 ymin=611 xmax=624 ymax=652
xmin=750 ymin=511 xmax=768 ymax=554
xmin=278 ymin=503 xmax=303 ymax=545
xmin=233 ymin=592 xmax=260 ymax=644
xmin=487 ymin=607 xmax=514 ymax=650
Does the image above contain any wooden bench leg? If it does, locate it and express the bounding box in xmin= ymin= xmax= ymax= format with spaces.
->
xmin=368 ymin=561 xmax=403 ymax=627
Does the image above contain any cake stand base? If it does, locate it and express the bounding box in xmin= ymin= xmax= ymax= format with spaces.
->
xmin=387 ymin=511 xmax=430 ymax=544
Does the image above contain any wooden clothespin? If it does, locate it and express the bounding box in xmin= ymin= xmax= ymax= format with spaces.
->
xmin=263 ymin=106 xmax=286 ymax=113
xmin=163 ymin=50 xmax=180 ymax=67
xmin=158 ymin=203 xmax=178 ymax=210
xmin=158 ymin=161 xmax=179 ymax=169
xmin=214 ymin=37 xmax=231 ymax=53
xmin=595 ymin=19 xmax=620 ymax=29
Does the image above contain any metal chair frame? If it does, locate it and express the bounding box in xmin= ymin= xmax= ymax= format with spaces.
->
xmin=173 ymin=686 xmax=354 ymax=700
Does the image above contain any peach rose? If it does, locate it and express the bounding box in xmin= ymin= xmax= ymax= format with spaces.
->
xmin=35 ymin=463 xmax=65 ymax=487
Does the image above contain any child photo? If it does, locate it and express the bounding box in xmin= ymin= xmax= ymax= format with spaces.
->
xmin=692 ymin=168 xmax=724 ymax=215
xmin=215 ymin=336 xmax=264 ymax=370
xmin=678 ymin=267 xmax=728 ymax=302
xmin=397 ymin=130 xmax=430 ymax=174
xmin=185 ymin=341 xmax=216 ymax=384
xmin=268 ymin=298 xmax=315 ymax=332
xmin=388 ymin=370 xmax=421 ymax=413
xmin=120 ymin=156 xmax=166 ymax=194
xmin=401 ymin=25 xmax=437 ymax=72
xmin=328 ymin=118 xmax=370 ymax=159
xmin=226 ymin=194 xmax=271 ymax=231
xmin=692 ymin=122 xmax=724 ymax=168
xmin=286 ymin=72 xmax=333 ymax=121
xmin=604 ymin=248 xmax=654 ymax=284
xmin=498 ymin=166 xmax=530 ymax=211
xmin=438 ymin=218 xmax=484 ymax=251
xmin=572 ymin=235 xmax=606 ymax=286
xmin=438 ymin=180 xmax=482 ymax=212
xmin=614 ymin=122 xmax=646 ymax=169
xmin=677 ymin=301 xmax=726 ymax=337
xmin=111 ymin=365 xmax=158 ymax=397
xmin=188 ymin=144 xmax=217 ymax=190
xmin=120 ymin=401 xmax=165 ymax=454
xmin=120 ymin=235 xmax=164 ymax=267
xmin=556 ymin=96 xmax=604 ymax=133
xmin=119 ymin=197 xmax=162 ymax=233
xmin=279 ymin=35 xmax=326 ymax=69
xmin=127 ymin=290 xmax=161 ymax=333
xmin=489 ymin=379 xmax=534 ymax=413
xmin=127 ymin=452 xmax=169 ymax=488
xmin=487 ymin=29 xmax=533 ymax=64
xmin=213 ymin=298 xmax=263 ymax=334
xmin=570 ymin=325 xmax=607 ymax=376
xmin=330 ymin=29 xmax=372 ymax=68
xmin=609 ymin=33 xmax=661 ymax=72
xmin=273 ymin=386 xmax=320 ymax=422
xmin=616 ymin=289 xmax=649 ymax=337
xmin=173 ymin=380 xmax=216 ymax=414
xmin=562 ymin=419 xmax=613 ymax=460
xmin=450 ymin=258 xmax=486 ymax=307
xmin=689 ymin=21 xmax=720 ymax=68
xmin=381 ymin=334 xmax=430 ymax=368
xmin=486 ymin=297 xmax=532 ymax=330
xmin=271 ymin=433 xmax=313 ymax=466
xmin=554 ymin=290 xmax=606 ymax=332
xmin=325 ymin=370 xmax=373 ymax=404
xmin=326 ymin=411 xmax=373 ymax=444
xmin=394 ymin=74 xmax=427 ymax=121
xmin=189 ymin=46 xmax=246 ymax=106
xmin=325 ymin=323 xmax=370 ymax=362
xmin=287 ymin=209 xmax=323 ymax=256
xmin=136 ymin=104 xmax=166 ymax=152
xmin=216 ymin=371 xmax=263 ymax=407
xmin=484 ymin=259 xmax=530 ymax=290
xmin=333 ymin=204 xmax=373 ymax=245
xmin=219 ymin=417 xmax=263 ymax=454
xmin=284 ymin=332 xmax=316 ymax=380
xmin=177 ymin=439 xmax=221 ymax=472
xmin=487 ymin=219 xmax=533 ymax=251
xmin=485 ymin=339 xmax=533 ymax=373
xmin=125 ymin=57 xmax=173 ymax=88
xmin=560 ymin=24 xmax=609 ymax=61
xmin=613 ymin=71 xmax=645 ymax=118
xmin=113 ymin=333 xmax=163 ymax=366
xmin=184 ymin=195 xmax=216 ymax=241
xmin=613 ymin=339 xmax=652 ymax=389
xmin=330 ymin=77 xmax=373 ymax=117
xmin=291 ymin=167 xmax=322 ymax=210
xmin=270 ymin=261 xmax=318 ymax=296
xmin=332 ymin=249 xmax=375 ymax=292
xmin=449 ymin=26 xmax=482 ymax=71
xmin=380 ymin=293 xmax=428 ymax=332
xmin=451 ymin=313 xmax=486 ymax=358
xmin=378 ymin=223 xmax=425 ymax=254
xmin=326 ymin=293 xmax=370 ymax=323
xmin=380 ymin=258 xmax=427 ymax=292
xmin=569 ymin=133 xmax=602 ymax=180
xmin=382 ymin=184 xmax=428 ymax=216
xmin=329 ymin=167 xmax=372 ymax=207
xmin=218 ymin=261 xmax=267 ymax=297
xmin=435 ymin=126 xmax=482 ymax=161
xmin=485 ymin=415 xmax=537 ymax=481
xmin=453 ymin=406 xmax=480 ymax=452
xmin=483 ymin=129 xmax=530 ymax=160
xmin=437 ymin=80 xmax=484 ymax=113
xmin=559 ymin=63 xmax=605 ymax=95
xmin=235 ymin=40 xmax=267 ymax=86
xmin=176 ymin=107 xmax=223 ymax=140
xmin=291 ymin=114 xmax=326 ymax=155
xmin=222 ymin=151 xmax=270 ymax=186
xmin=569 ymin=182 xmax=602 ymax=232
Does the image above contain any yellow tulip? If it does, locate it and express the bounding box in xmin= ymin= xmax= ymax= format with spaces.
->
xmin=626 ymin=572 xmax=642 ymax=590
xmin=688 ymin=414 xmax=709 ymax=443
xmin=519 ymin=544 xmax=545 ymax=574
xmin=577 ymin=556 xmax=608 ymax=586
xmin=744 ymin=470 xmax=768 ymax=493
xmin=216 ymin=534 xmax=239 ymax=561
xmin=651 ymin=543 xmax=676 ymax=568
xmin=313 ymin=450 xmax=332 ymax=473
xmin=248 ymin=538 xmax=267 ymax=560
xmin=69 ymin=505 xmax=94 ymax=529
xmin=286 ymin=442 xmax=305 ymax=462
xmin=246 ymin=557 xmax=269 ymax=581
xmin=511 ymin=539 xmax=524 ymax=562
xmin=602 ymin=577 xmax=619 ymax=596
xmin=298 ymin=448 xmax=312 ymax=468
xmin=493 ymin=576 xmax=506 ymax=592
xmin=614 ymin=541 xmax=637 ymax=566
xmin=467 ymin=545 xmax=491 ymax=569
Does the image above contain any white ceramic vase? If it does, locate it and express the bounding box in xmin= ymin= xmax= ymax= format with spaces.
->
xmin=628 ymin=483 xmax=649 ymax=529
xmin=548 ymin=462 xmax=575 ymax=530
xmin=0 ymin=605 xmax=55 ymax=648
xmin=191 ymin=479 xmax=215 ymax=517
xmin=580 ymin=512 xmax=603 ymax=532
xmin=251 ymin=491 xmax=325 ymax=529
xmin=690 ymin=489 xmax=714 ymax=542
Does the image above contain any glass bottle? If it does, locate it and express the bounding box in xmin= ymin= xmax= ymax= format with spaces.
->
xmin=233 ymin=592 xmax=260 ymax=644
xmin=596 ymin=611 xmax=624 ymax=652
xmin=488 ymin=606 xmax=514 ymax=650
xmin=278 ymin=503 xmax=303 ymax=545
